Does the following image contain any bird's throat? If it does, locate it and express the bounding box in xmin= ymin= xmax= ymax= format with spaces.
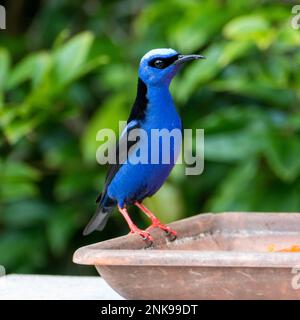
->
xmin=128 ymin=77 xmax=177 ymax=125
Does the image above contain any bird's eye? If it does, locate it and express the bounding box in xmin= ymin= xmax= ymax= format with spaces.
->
xmin=154 ymin=59 xmax=165 ymax=69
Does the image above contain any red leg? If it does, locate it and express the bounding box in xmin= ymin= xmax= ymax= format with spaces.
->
xmin=134 ymin=202 xmax=177 ymax=240
xmin=118 ymin=205 xmax=153 ymax=244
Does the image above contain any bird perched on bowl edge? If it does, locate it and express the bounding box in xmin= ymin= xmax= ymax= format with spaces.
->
xmin=83 ymin=48 xmax=205 ymax=245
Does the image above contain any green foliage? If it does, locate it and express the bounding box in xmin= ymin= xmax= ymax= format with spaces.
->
xmin=0 ymin=0 xmax=300 ymax=274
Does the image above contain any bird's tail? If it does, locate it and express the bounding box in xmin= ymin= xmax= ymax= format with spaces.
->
xmin=83 ymin=194 xmax=116 ymax=236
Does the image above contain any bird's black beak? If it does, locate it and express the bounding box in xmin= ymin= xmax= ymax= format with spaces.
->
xmin=174 ymin=54 xmax=205 ymax=66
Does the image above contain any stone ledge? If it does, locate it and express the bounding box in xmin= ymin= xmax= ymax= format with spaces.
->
xmin=0 ymin=274 xmax=123 ymax=300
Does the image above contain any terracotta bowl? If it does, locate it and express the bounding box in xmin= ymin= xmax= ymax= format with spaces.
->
xmin=73 ymin=212 xmax=300 ymax=300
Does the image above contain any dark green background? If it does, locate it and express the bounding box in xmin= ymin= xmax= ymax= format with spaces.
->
xmin=0 ymin=0 xmax=299 ymax=275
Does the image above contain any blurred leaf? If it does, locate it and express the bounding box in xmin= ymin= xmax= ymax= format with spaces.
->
xmin=0 ymin=182 xmax=38 ymax=201
xmin=210 ymin=79 xmax=296 ymax=107
xmin=169 ymin=2 xmax=229 ymax=52
xmin=55 ymin=170 xmax=99 ymax=201
xmin=208 ymin=161 xmax=258 ymax=211
xmin=3 ymin=113 xmax=44 ymax=144
xmin=204 ymin=129 xmax=261 ymax=162
xmin=81 ymin=94 xmax=129 ymax=163
xmin=218 ymin=41 xmax=253 ymax=67
xmin=0 ymin=161 xmax=40 ymax=201
xmin=174 ymin=43 xmax=223 ymax=102
xmin=52 ymin=29 xmax=71 ymax=49
xmin=258 ymin=180 xmax=300 ymax=212
xmin=52 ymin=31 xmax=94 ymax=85
xmin=224 ymin=15 xmax=269 ymax=38
xmin=0 ymin=232 xmax=46 ymax=273
xmin=7 ymin=52 xmax=51 ymax=89
xmin=275 ymin=24 xmax=300 ymax=49
xmin=263 ymin=130 xmax=300 ymax=182
xmin=1 ymin=200 xmax=51 ymax=228
xmin=0 ymin=48 xmax=10 ymax=94
xmin=47 ymin=208 xmax=79 ymax=256
xmin=143 ymin=182 xmax=183 ymax=223
xmin=101 ymin=64 xmax=135 ymax=91
xmin=40 ymin=130 xmax=79 ymax=169
xmin=0 ymin=160 xmax=40 ymax=180
xmin=223 ymin=14 xmax=275 ymax=49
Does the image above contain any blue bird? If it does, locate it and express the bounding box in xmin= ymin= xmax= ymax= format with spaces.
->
xmin=83 ymin=48 xmax=204 ymax=244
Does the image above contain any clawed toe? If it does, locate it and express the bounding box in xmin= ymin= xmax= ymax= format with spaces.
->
xmin=163 ymin=225 xmax=177 ymax=241
xmin=131 ymin=229 xmax=154 ymax=247
xmin=147 ymin=224 xmax=177 ymax=241
xmin=165 ymin=229 xmax=177 ymax=241
xmin=139 ymin=230 xmax=153 ymax=242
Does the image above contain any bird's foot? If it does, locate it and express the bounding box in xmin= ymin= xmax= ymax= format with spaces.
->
xmin=147 ymin=223 xmax=177 ymax=241
xmin=119 ymin=205 xmax=153 ymax=247
xmin=135 ymin=202 xmax=177 ymax=241
xmin=130 ymin=228 xmax=154 ymax=247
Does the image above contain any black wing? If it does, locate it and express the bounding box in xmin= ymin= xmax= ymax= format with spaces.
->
xmin=83 ymin=78 xmax=148 ymax=235
xmin=83 ymin=121 xmax=141 ymax=235
xmin=97 ymin=120 xmax=141 ymax=204
xmin=97 ymin=77 xmax=148 ymax=203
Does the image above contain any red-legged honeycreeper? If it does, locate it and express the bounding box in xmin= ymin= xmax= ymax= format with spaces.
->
xmin=83 ymin=48 xmax=204 ymax=245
